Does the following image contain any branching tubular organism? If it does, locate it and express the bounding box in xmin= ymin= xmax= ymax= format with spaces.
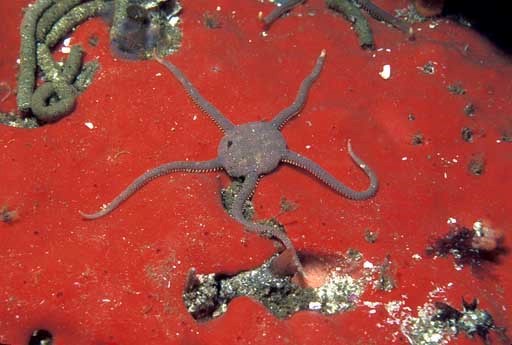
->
xmin=260 ymin=0 xmax=413 ymax=48
xmin=14 ymin=0 xmax=181 ymax=123
xmin=17 ymin=0 xmax=55 ymax=113
xmin=17 ymin=0 xmax=111 ymax=122
xmin=80 ymin=50 xmax=378 ymax=277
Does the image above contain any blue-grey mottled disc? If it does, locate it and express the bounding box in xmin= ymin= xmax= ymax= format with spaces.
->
xmin=218 ymin=122 xmax=287 ymax=177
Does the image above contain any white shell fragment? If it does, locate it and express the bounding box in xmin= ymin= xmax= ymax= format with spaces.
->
xmin=309 ymin=301 xmax=322 ymax=310
xmin=379 ymin=64 xmax=391 ymax=79
xmin=84 ymin=122 xmax=94 ymax=129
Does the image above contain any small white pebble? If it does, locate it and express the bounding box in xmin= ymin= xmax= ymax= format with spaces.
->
xmin=63 ymin=37 xmax=71 ymax=46
xmin=216 ymin=5 xmax=221 ymax=11
xmin=430 ymin=334 xmax=443 ymax=342
xmin=473 ymin=220 xmax=483 ymax=231
xmin=308 ymin=301 xmax=322 ymax=310
xmin=155 ymin=72 xmax=162 ymax=77
xmin=84 ymin=122 xmax=94 ymax=129
xmin=169 ymin=16 xmax=180 ymax=26
xmin=401 ymin=156 xmax=408 ymax=161
xmin=363 ymin=261 xmax=374 ymax=269
xmin=428 ymin=22 xmax=439 ymax=29
xmin=261 ymin=31 xmax=268 ymax=37
xmin=447 ymin=217 xmax=457 ymax=224
xmin=305 ymin=145 xmax=311 ymax=149
xmin=379 ymin=64 xmax=391 ymax=79
xmin=61 ymin=46 xmax=71 ymax=54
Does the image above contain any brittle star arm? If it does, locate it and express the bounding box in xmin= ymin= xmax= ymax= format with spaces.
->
xmin=80 ymin=159 xmax=223 ymax=220
xmin=260 ymin=0 xmax=305 ymax=30
xmin=154 ymin=56 xmax=235 ymax=132
xmin=230 ymin=172 xmax=304 ymax=272
xmin=357 ymin=0 xmax=414 ymax=38
xmin=271 ymin=49 xmax=326 ymax=129
xmin=281 ymin=140 xmax=378 ymax=200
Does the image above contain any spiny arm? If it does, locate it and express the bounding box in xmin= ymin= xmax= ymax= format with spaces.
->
xmin=270 ymin=49 xmax=326 ymax=129
xmin=229 ymin=172 xmax=304 ymax=274
xmin=154 ymin=55 xmax=235 ymax=132
xmin=282 ymin=140 xmax=378 ymax=200
xmin=80 ymin=159 xmax=222 ymax=219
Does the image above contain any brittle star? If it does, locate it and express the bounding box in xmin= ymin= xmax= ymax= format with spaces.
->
xmin=259 ymin=0 xmax=413 ymax=39
xmin=80 ymin=49 xmax=378 ymax=273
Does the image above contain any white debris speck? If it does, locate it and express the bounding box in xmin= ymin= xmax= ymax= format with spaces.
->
xmin=412 ymin=253 xmax=422 ymax=261
xmin=401 ymin=156 xmax=408 ymax=161
xmin=261 ymin=31 xmax=268 ymax=37
xmin=84 ymin=122 xmax=94 ymax=129
xmin=63 ymin=37 xmax=71 ymax=46
xmin=452 ymin=158 xmax=458 ymax=163
xmin=169 ymin=16 xmax=180 ymax=26
xmin=447 ymin=217 xmax=457 ymax=224
xmin=385 ymin=48 xmax=391 ymax=52
xmin=309 ymin=301 xmax=322 ymax=310
xmin=305 ymin=145 xmax=311 ymax=149
xmin=155 ymin=72 xmax=162 ymax=77
xmin=101 ymin=298 xmax=111 ymax=303
xmin=216 ymin=6 xmax=221 ymax=11
xmin=428 ymin=21 xmax=439 ymax=29
xmin=61 ymin=46 xmax=71 ymax=54
xmin=473 ymin=220 xmax=484 ymax=236
xmin=364 ymin=301 xmax=381 ymax=308
xmin=430 ymin=333 xmax=443 ymax=342
xmin=473 ymin=220 xmax=483 ymax=231
xmin=192 ymin=115 xmax=197 ymax=121
xmin=379 ymin=64 xmax=391 ymax=79
xmin=363 ymin=261 xmax=374 ymax=269
xmin=443 ymin=172 xmax=448 ymax=179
